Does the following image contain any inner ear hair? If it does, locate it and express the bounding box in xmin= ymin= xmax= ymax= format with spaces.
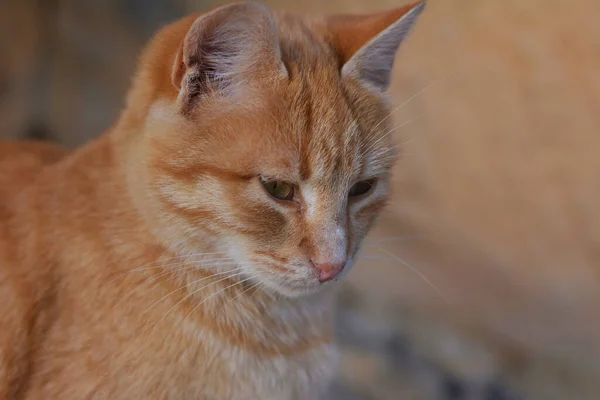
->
xmin=172 ymin=1 xmax=287 ymax=111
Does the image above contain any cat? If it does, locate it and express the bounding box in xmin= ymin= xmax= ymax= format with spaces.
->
xmin=0 ymin=1 xmax=425 ymax=399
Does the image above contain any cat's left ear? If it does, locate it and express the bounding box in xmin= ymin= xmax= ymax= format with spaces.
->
xmin=171 ymin=2 xmax=287 ymax=109
xmin=328 ymin=1 xmax=426 ymax=91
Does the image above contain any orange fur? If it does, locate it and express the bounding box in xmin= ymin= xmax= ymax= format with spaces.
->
xmin=0 ymin=1 xmax=424 ymax=398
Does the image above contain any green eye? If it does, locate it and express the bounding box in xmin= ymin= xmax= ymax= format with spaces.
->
xmin=349 ymin=179 xmax=376 ymax=198
xmin=261 ymin=179 xmax=295 ymax=201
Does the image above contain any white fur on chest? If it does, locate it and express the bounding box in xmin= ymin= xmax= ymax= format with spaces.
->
xmin=173 ymin=290 xmax=339 ymax=399
xmin=225 ymin=342 xmax=339 ymax=400
xmin=181 ymin=324 xmax=339 ymax=400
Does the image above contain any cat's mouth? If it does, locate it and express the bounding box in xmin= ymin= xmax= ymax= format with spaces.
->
xmin=246 ymin=257 xmax=356 ymax=298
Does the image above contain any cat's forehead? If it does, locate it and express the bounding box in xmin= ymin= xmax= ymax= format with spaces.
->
xmin=239 ymin=73 xmax=392 ymax=188
xmin=278 ymin=76 xmax=390 ymax=184
xmin=270 ymin=78 xmax=357 ymax=181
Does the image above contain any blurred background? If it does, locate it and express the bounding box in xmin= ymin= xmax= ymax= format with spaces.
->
xmin=2 ymin=0 xmax=600 ymax=399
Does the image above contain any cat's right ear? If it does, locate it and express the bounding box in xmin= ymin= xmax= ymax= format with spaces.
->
xmin=171 ymin=1 xmax=287 ymax=111
xmin=327 ymin=1 xmax=426 ymax=92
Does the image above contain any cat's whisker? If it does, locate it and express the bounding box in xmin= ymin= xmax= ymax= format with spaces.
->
xmin=148 ymin=270 xmax=247 ymax=333
xmin=374 ymin=246 xmax=448 ymax=303
xmin=118 ymin=262 xmax=242 ymax=306
xmin=371 ymin=155 xmax=401 ymax=165
xmin=101 ymin=254 xmax=234 ymax=288
xmin=143 ymin=268 xmax=245 ymax=315
xmin=375 ymin=141 xmax=420 ymax=159
xmin=147 ymin=259 xmax=230 ymax=274
xmin=356 ymin=254 xmax=390 ymax=262
xmin=376 ymin=138 xmax=421 ymax=157
xmin=364 ymin=234 xmax=430 ymax=245
xmin=153 ymin=259 xmax=239 ymax=274
xmin=365 ymin=79 xmax=439 ymax=140
xmin=362 ymin=114 xmax=425 ymax=157
xmin=249 ymin=282 xmax=268 ymax=302
xmin=185 ymin=275 xmax=257 ymax=320
xmin=140 ymin=264 xmax=192 ymax=285
xmin=221 ymin=279 xmax=262 ymax=313
xmin=140 ymin=260 xmax=240 ymax=287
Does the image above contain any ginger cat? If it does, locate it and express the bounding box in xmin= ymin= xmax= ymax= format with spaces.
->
xmin=0 ymin=1 xmax=425 ymax=398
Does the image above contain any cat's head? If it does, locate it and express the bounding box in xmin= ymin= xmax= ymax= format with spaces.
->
xmin=129 ymin=1 xmax=425 ymax=297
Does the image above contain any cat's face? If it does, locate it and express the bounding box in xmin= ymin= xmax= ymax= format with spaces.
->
xmin=137 ymin=1 xmax=425 ymax=297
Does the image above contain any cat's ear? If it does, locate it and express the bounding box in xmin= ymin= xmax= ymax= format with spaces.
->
xmin=172 ymin=1 xmax=287 ymax=108
xmin=328 ymin=1 xmax=426 ymax=91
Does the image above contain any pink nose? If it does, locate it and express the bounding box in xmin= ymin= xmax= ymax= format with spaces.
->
xmin=313 ymin=261 xmax=345 ymax=282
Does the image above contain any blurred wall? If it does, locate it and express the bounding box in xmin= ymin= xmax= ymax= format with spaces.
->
xmin=2 ymin=0 xmax=600 ymax=399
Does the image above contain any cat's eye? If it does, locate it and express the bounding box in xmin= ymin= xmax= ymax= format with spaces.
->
xmin=261 ymin=179 xmax=295 ymax=201
xmin=349 ymin=179 xmax=376 ymax=198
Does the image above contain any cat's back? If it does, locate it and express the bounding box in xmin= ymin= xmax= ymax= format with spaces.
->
xmin=0 ymin=140 xmax=67 ymax=215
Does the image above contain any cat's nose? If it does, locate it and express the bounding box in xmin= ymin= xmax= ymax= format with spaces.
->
xmin=313 ymin=261 xmax=345 ymax=282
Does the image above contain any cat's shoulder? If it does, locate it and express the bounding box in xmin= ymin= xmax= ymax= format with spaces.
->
xmin=0 ymin=140 xmax=68 ymax=172
xmin=0 ymin=140 xmax=68 ymax=228
xmin=0 ymin=140 xmax=68 ymax=191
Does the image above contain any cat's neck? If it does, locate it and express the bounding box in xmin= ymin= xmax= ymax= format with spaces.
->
xmin=173 ymin=266 xmax=337 ymax=353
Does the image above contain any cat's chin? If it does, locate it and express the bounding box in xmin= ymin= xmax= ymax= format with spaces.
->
xmin=255 ymin=276 xmax=333 ymax=299
xmin=269 ymin=284 xmax=324 ymax=299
